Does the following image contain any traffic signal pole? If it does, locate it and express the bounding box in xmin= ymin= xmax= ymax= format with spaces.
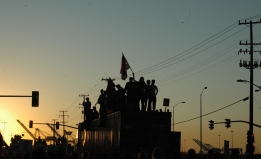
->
xmin=0 ymin=91 xmax=39 ymax=107
xmin=239 ymin=19 xmax=261 ymax=156
xmin=212 ymin=120 xmax=261 ymax=129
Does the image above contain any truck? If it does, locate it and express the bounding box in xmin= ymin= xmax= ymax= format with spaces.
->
xmin=77 ymin=109 xmax=176 ymax=157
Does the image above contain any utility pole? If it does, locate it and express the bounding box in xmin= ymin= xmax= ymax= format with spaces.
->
xmin=59 ymin=111 xmax=69 ymax=136
xmin=231 ymin=131 xmax=234 ymax=148
xmin=79 ymin=94 xmax=89 ymax=102
xmin=239 ymin=19 xmax=261 ymax=156
xmin=79 ymin=94 xmax=89 ymax=119
xmin=218 ymin=135 xmax=221 ymax=149
xmin=51 ymin=119 xmax=58 ymax=145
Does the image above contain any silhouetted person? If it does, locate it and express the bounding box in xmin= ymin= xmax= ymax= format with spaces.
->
xmin=32 ymin=149 xmax=47 ymax=159
xmin=187 ymin=149 xmax=196 ymax=159
xmin=92 ymin=106 xmax=99 ymax=120
xmin=83 ymin=97 xmax=91 ymax=121
xmin=46 ymin=144 xmax=59 ymax=159
xmin=170 ymin=151 xmax=179 ymax=159
xmin=121 ymin=147 xmax=133 ymax=159
xmin=152 ymin=147 xmax=164 ymax=159
xmin=115 ymin=84 xmax=127 ymax=111
xmin=149 ymin=79 xmax=158 ymax=111
xmin=96 ymin=89 xmax=106 ymax=113
xmin=124 ymin=77 xmax=135 ymax=109
xmin=138 ymin=151 xmax=148 ymax=159
xmin=15 ymin=153 xmax=22 ymax=159
xmin=69 ymin=151 xmax=79 ymax=159
xmin=81 ymin=150 xmax=90 ymax=159
xmin=96 ymin=89 xmax=107 ymax=126
xmin=85 ymin=103 xmax=93 ymax=130
xmin=207 ymin=149 xmax=214 ymax=159
xmin=22 ymin=151 xmax=30 ymax=159
xmin=105 ymin=78 xmax=116 ymax=112
xmin=212 ymin=152 xmax=221 ymax=159
xmin=144 ymin=80 xmax=151 ymax=111
xmin=60 ymin=136 xmax=66 ymax=146
xmin=111 ymin=149 xmax=122 ymax=159
xmin=136 ymin=77 xmax=146 ymax=111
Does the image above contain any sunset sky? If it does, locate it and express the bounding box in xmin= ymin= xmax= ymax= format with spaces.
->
xmin=1 ymin=1 xmax=261 ymax=153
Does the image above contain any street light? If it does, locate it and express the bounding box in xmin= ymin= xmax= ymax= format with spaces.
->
xmin=218 ymin=135 xmax=221 ymax=149
xmin=172 ymin=102 xmax=185 ymax=132
xmin=200 ymin=87 xmax=207 ymax=155
xmin=184 ymin=140 xmax=186 ymax=152
xmin=231 ymin=131 xmax=234 ymax=148
xmin=238 ymin=79 xmax=261 ymax=92
xmin=237 ymin=79 xmax=261 ymax=92
xmin=237 ymin=79 xmax=261 ymax=90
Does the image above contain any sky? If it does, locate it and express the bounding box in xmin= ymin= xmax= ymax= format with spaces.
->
xmin=0 ymin=0 xmax=261 ymax=153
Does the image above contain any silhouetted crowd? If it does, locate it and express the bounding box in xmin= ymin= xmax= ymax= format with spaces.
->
xmin=0 ymin=131 xmax=257 ymax=159
xmin=1 ymin=144 xmax=259 ymax=159
xmin=82 ymin=77 xmax=159 ymax=126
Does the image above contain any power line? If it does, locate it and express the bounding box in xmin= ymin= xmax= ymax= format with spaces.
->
xmin=129 ymin=14 xmax=261 ymax=78
xmin=114 ymin=34 xmax=261 ymax=87
xmin=82 ymin=81 xmax=103 ymax=94
xmin=158 ymin=53 xmax=237 ymax=87
xmin=174 ymin=97 xmax=249 ymax=125
xmin=64 ymin=96 xmax=81 ymax=111
xmin=135 ymin=26 xmax=247 ymax=77
xmin=157 ymin=43 xmax=239 ymax=85
xmin=135 ymin=23 xmax=239 ymax=75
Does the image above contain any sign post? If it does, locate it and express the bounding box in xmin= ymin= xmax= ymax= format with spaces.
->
xmin=163 ymin=98 xmax=170 ymax=112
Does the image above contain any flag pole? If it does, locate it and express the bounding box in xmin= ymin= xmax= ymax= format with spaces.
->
xmin=122 ymin=52 xmax=135 ymax=79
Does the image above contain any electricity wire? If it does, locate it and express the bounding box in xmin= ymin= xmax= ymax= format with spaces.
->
xmin=174 ymin=97 xmax=248 ymax=125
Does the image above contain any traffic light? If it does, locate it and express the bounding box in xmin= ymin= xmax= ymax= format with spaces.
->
xmin=56 ymin=122 xmax=59 ymax=129
xmin=246 ymin=130 xmax=255 ymax=154
xmin=209 ymin=120 xmax=214 ymax=130
xmin=29 ymin=120 xmax=33 ymax=128
xmin=225 ymin=118 xmax=231 ymax=129
xmin=247 ymin=130 xmax=254 ymax=143
xmin=32 ymin=91 xmax=39 ymax=107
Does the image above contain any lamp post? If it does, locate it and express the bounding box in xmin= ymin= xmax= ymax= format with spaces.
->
xmin=231 ymin=131 xmax=234 ymax=148
xmin=218 ymin=135 xmax=221 ymax=149
xmin=172 ymin=102 xmax=185 ymax=132
xmin=237 ymin=79 xmax=261 ymax=90
xmin=200 ymin=87 xmax=207 ymax=155
xmin=238 ymin=79 xmax=261 ymax=92
xmin=184 ymin=140 xmax=186 ymax=152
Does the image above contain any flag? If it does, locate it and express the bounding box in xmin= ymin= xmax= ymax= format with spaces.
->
xmin=120 ymin=54 xmax=130 ymax=80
